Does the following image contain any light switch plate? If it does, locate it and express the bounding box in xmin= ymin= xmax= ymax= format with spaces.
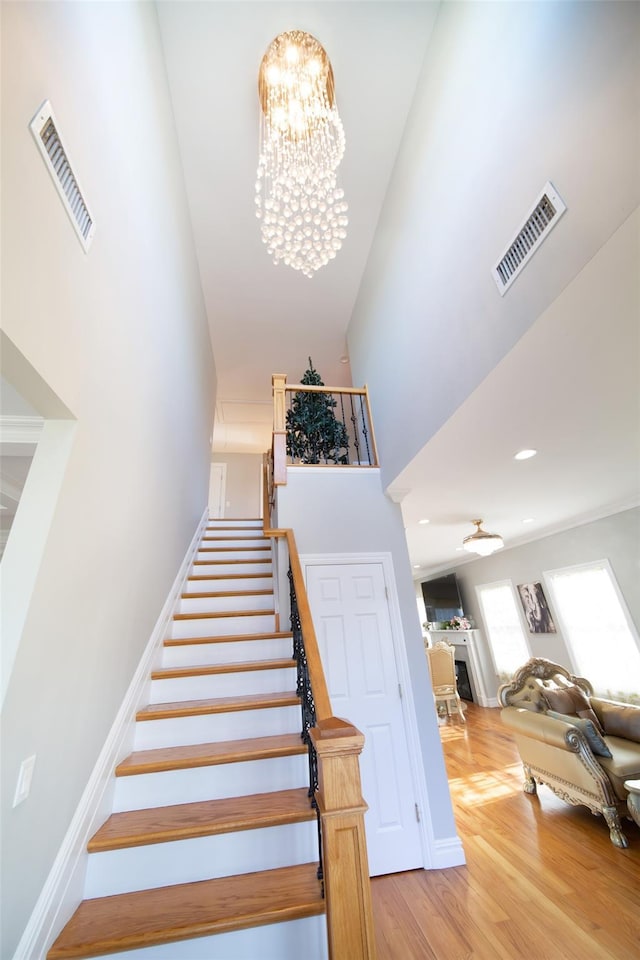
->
xmin=13 ymin=755 xmax=36 ymax=807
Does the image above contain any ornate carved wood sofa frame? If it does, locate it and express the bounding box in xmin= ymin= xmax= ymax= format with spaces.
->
xmin=499 ymin=658 xmax=640 ymax=847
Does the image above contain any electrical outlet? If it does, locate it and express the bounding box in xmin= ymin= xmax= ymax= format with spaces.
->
xmin=13 ymin=755 xmax=36 ymax=807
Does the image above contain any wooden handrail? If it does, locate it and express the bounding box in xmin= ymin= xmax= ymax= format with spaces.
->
xmin=285 ymin=383 xmax=370 ymax=396
xmin=284 ymin=528 xmax=332 ymax=721
xmin=261 ymin=457 xmax=377 ymax=959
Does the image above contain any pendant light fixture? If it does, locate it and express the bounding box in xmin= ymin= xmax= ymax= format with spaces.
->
xmin=462 ymin=519 xmax=504 ymax=557
xmin=255 ymin=30 xmax=349 ymax=278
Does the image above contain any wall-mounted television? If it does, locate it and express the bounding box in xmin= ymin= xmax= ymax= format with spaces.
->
xmin=421 ymin=573 xmax=464 ymax=622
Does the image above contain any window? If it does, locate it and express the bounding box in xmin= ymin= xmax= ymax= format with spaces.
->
xmin=476 ymin=581 xmax=530 ymax=683
xmin=545 ymin=561 xmax=640 ymax=703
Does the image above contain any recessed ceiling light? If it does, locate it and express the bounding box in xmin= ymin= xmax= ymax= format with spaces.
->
xmin=455 ymin=546 xmax=464 ymax=551
xmin=339 ymin=355 xmax=349 ymax=364
xmin=418 ymin=518 xmax=430 ymax=525
xmin=514 ymin=449 xmax=537 ymax=460
xmin=413 ymin=564 xmax=421 ymax=569
xmin=522 ymin=517 xmax=535 ymax=524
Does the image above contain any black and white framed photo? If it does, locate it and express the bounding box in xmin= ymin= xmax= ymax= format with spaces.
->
xmin=517 ymin=582 xmax=557 ymax=634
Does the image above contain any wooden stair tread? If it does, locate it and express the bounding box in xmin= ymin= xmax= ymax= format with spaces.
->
xmin=181 ymin=589 xmax=273 ymax=599
xmin=116 ymin=733 xmax=306 ymax=776
xmin=188 ymin=572 xmax=272 ymax=581
xmin=198 ymin=546 xmax=271 ymax=553
xmin=152 ymin=658 xmax=296 ymax=678
xmin=47 ymin=862 xmax=324 ymax=959
xmin=201 ymin=535 xmax=268 ymax=542
xmin=136 ymin=690 xmax=300 ymax=721
xmin=88 ymin=788 xmax=315 ymax=851
xmin=164 ymin=631 xmax=292 ymax=647
xmin=192 ymin=557 xmax=271 ymax=566
xmin=173 ymin=609 xmax=275 ymax=621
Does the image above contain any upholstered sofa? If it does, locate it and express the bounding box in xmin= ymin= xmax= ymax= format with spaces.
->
xmin=498 ymin=658 xmax=640 ymax=847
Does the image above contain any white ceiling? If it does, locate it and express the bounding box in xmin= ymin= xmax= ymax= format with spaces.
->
xmin=157 ymin=1 xmax=640 ymax=575
xmin=398 ymin=215 xmax=640 ymax=574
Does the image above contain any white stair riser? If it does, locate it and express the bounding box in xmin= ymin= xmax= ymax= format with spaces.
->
xmin=133 ymin=705 xmax=301 ymax=750
xmin=186 ymin=576 xmax=273 ymax=593
xmin=107 ymin=914 xmax=328 ymax=960
xmin=161 ymin=637 xmax=293 ymax=668
xmin=170 ymin=614 xmax=276 ymax=640
xmin=149 ymin=668 xmax=296 ymax=704
xmin=196 ymin=549 xmax=270 ymax=563
xmin=200 ymin=538 xmax=269 ymax=550
xmin=178 ymin=593 xmax=273 ymax=615
xmin=113 ymin=754 xmax=309 ymax=811
xmin=192 ymin=562 xmax=272 ymax=577
xmin=84 ymin=820 xmax=318 ymax=898
xmin=208 ymin=520 xmax=263 ymax=528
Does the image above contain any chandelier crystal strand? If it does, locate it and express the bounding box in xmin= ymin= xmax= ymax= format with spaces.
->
xmin=255 ymin=30 xmax=348 ymax=278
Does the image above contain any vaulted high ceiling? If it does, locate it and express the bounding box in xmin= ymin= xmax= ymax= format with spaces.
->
xmin=157 ymin=1 xmax=439 ymax=451
xmin=156 ymin=1 xmax=640 ymax=575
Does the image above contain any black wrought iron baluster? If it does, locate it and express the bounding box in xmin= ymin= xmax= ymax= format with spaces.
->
xmin=288 ymin=564 xmax=324 ymax=890
xmin=339 ymin=391 xmax=350 ymax=463
xmin=359 ymin=393 xmax=372 ymax=465
xmin=349 ymin=394 xmax=362 ymax=464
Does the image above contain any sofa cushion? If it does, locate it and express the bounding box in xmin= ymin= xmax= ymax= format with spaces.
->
xmin=542 ymin=684 xmax=604 ymax=733
xmin=597 ymin=701 xmax=640 ymax=743
xmin=597 ymin=735 xmax=640 ymax=801
xmin=546 ymin=710 xmax=612 ymax=757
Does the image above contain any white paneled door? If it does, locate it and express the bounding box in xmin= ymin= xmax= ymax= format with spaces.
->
xmin=305 ymin=561 xmax=424 ymax=876
xmin=208 ymin=462 xmax=226 ymax=519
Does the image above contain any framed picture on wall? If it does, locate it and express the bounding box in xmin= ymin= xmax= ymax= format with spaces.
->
xmin=517 ymin=582 xmax=557 ymax=634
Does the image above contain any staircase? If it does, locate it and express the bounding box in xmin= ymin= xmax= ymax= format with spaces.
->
xmin=48 ymin=519 xmax=327 ymax=960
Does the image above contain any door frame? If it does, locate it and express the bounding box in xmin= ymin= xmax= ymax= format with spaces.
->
xmin=300 ymin=550 xmax=437 ymax=870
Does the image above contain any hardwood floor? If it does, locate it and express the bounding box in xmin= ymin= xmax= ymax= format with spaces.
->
xmin=372 ymin=703 xmax=640 ymax=960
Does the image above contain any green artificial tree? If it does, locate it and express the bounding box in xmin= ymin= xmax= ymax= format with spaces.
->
xmin=286 ymin=358 xmax=349 ymax=464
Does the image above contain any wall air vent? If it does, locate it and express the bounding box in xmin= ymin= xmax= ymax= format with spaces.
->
xmin=29 ymin=101 xmax=95 ymax=251
xmin=493 ymin=181 xmax=566 ymax=295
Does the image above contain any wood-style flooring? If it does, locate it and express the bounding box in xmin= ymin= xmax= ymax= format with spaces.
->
xmin=372 ymin=703 xmax=640 ymax=960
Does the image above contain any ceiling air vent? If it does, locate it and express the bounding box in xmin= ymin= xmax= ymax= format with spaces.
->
xmin=493 ymin=181 xmax=566 ymax=295
xmin=30 ymin=101 xmax=95 ymax=251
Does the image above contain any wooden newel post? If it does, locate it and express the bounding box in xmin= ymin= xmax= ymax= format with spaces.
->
xmin=272 ymin=373 xmax=287 ymax=486
xmin=311 ymin=717 xmax=378 ymax=960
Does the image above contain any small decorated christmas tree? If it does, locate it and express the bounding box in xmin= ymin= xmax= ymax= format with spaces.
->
xmin=286 ymin=359 xmax=349 ymax=464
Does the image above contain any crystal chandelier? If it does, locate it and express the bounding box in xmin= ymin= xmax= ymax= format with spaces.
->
xmin=462 ymin=519 xmax=504 ymax=557
xmin=255 ymin=30 xmax=349 ymax=278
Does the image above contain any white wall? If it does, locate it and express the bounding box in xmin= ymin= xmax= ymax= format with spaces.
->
xmin=0 ymin=3 xmax=216 ymax=955
xmin=430 ymin=507 xmax=640 ymax=701
xmin=212 ymin=452 xmax=262 ymax=519
xmin=277 ymin=469 xmax=459 ymax=848
xmin=348 ymin=0 xmax=640 ymax=487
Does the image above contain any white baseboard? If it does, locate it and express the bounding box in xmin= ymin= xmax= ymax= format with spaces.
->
xmin=13 ymin=509 xmax=208 ymax=960
xmin=428 ymin=834 xmax=466 ymax=869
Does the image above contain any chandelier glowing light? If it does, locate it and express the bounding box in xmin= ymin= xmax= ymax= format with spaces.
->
xmin=255 ymin=30 xmax=348 ymax=278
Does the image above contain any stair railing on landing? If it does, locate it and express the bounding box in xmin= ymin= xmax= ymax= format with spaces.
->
xmin=271 ymin=373 xmax=379 ymax=484
xmin=262 ymin=458 xmax=378 ymax=960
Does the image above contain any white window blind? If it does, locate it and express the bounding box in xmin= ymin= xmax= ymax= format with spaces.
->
xmin=476 ymin=581 xmax=530 ymax=683
xmin=545 ymin=561 xmax=640 ymax=703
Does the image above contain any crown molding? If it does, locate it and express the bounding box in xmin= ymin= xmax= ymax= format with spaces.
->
xmin=0 ymin=416 xmax=44 ymax=445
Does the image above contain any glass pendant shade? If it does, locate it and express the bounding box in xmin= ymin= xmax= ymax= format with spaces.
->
xmin=255 ymin=30 xmax=348 ymax=278
xmin=463 ymin=519 xmax=504 ymax=556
